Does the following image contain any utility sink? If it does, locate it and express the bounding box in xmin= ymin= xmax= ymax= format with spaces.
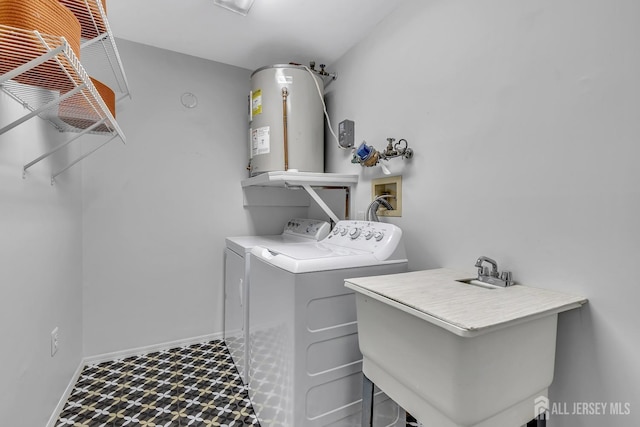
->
xmin=345 ymin=268 xmax=587 ymax=427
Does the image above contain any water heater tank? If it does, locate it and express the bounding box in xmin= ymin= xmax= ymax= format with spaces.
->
xmin=249 ymin=64 xmax=324 ymax=176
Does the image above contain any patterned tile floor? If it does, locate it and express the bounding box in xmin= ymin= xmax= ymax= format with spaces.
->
xmin=405 ymin=415 xmax=420 ymax=427
xmin=55 ymin=340 xmax=259 ymax=426
xmin=55 ymin=339 xmax=417 ymax=427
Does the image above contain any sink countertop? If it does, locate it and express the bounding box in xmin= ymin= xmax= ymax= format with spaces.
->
xmin=345 ymin=268 xmax=588 ymax=337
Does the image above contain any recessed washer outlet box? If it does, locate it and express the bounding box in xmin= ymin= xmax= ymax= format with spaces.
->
xmin=372 ymin=175 xmax=402 ymax=217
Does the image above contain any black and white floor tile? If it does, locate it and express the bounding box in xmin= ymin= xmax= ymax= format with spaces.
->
xmin=55 ymin=339 xmax=416 ymax=427
xmin=405 ymin=414 xmax=421 ymax=427
xmin=55 ymin=340 xmax=259 ymax=427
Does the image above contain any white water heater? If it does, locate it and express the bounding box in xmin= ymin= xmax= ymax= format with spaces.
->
xmin=249 ymin=64 xmax=324 ymax=176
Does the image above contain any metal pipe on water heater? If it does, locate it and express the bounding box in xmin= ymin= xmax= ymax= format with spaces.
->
xmin=281 ymin=87 xmax=289 ymax=171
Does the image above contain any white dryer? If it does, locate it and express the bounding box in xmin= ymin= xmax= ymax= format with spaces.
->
xmin=224 ymin=219 xmax=330 ymax=384
xmin=248 ymin=220 xmax=408 ymax=427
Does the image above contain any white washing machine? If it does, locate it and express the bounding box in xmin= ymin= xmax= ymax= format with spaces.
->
xmin=248 ymin=220 xmax=408 ymax=427
xmin=224 ymin=219 xmax=331 ymax=384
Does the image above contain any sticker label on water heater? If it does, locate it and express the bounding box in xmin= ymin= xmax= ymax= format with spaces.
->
xmin=252 ymin=89 xmax=262 ymax=116
xmin=277 ymin=75 xmax=293 ymax=85
xmin=252 ymin=126 xmax=270 ymax=156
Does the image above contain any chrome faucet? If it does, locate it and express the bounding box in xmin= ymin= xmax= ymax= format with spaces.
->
xmin=475 ymin=256 xmax=498 ymax=278
xmin=474 ymin=256 xmax=515 ymax=287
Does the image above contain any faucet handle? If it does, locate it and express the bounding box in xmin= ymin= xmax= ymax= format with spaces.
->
xmin=500 ymin=271 xmax=513 ymax=285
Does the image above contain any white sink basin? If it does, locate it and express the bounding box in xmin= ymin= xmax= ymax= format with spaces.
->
xmin=345 ymin=268 xmax=587 ymax=427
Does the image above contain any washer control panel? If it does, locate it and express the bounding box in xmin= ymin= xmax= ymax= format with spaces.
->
xmin=325 ymin=220 xmax=405 ymax=260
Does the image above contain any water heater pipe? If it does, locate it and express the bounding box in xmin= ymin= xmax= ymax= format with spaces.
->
xmin=281 ymin=87 xmax=289 ymax=171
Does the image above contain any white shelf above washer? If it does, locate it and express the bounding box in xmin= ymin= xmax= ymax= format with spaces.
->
xmin=241 ymin=171 xmax=359 ymax=222
xmin=241 ymin=171 xmax=358 ymax=188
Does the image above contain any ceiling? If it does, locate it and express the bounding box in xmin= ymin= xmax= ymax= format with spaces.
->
xmin=106 ymin=0 xmax=404 ymax=72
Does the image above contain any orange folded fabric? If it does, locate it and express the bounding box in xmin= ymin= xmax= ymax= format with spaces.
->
xmin=58 ymin=0 xmax=107 ymax=40
xmin=58 ymin=76 xmax=116 ymax=131
xmin=0 ymin=0 xmax=81 ymax=90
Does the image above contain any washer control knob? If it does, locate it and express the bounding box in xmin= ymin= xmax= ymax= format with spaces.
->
xmin=332 ymin=227 xmax=340 ymax=235
xmin=340 ymin=227 xmax=349 ymax=236
xmin=349 ymin=228 xmax=361 ymax=239
xmin=364 ymin=230 xmax=374 ymax=240
xmin=374 ymin=231 xmax=385 ymax=241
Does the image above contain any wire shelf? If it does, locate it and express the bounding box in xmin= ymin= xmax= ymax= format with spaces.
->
xmin=0 ymin=23 xmax=126 ymax=182
xmin=0 ymin=25 xmax=123 ymax=137
xmin=61 ymin=0 xmax=131 ymax=100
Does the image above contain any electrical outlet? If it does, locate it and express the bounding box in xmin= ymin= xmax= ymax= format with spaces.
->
xmin=51 ymin=327 xmax=59 ymax=357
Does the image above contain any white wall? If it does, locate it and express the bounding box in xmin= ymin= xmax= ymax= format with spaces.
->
xmin=81 ymin=40 xmax=247 ymax=355
xmin=81 ymin=40 xmax=314 ymax=356
xmin=326 ymin=0 xmax=639 ymax=426
xmin=0 ymin=93 xmax=83 ymax=426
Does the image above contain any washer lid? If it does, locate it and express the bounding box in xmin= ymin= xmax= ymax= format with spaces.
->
xmin=260 ymin=241 xmax=370 ymax=259
xmin=250 ymin=242 xmax=405 ymax=273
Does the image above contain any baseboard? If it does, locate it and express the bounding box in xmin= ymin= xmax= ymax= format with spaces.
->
xmin=46 ymin=332 xmax=224 ymax=426
xmin=83 ymin=332 xmax=224 ymax=365
xmin=45 ymin=361 xmax=85 ymax=427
